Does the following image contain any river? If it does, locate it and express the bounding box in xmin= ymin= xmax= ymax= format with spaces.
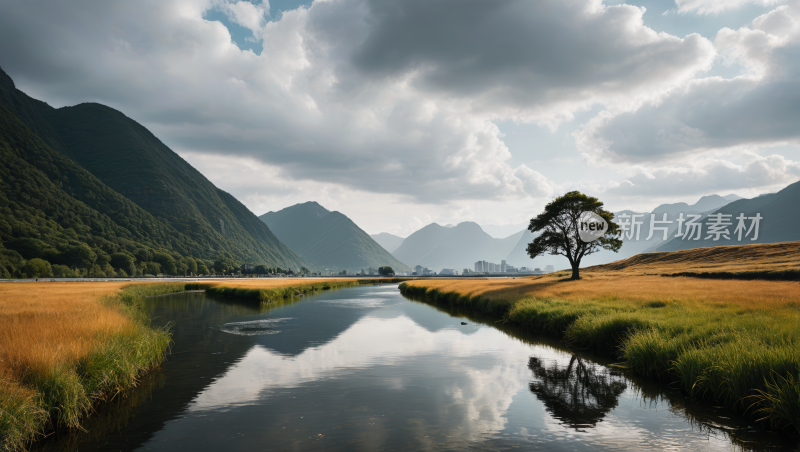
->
xmin=35 ymin=284 xmax=799 ymax=451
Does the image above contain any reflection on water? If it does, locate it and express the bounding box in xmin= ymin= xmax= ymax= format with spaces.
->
xmin=528 ymin=355 xmax=627 ymax=430
xmin=33 ymin=285 xmax=800 ymax=452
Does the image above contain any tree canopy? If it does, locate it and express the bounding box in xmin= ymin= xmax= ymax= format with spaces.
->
xmin=378 ymin=266 xmax=395 ymax=276
xmin=526 ymin=191 xmax=622 ymax=280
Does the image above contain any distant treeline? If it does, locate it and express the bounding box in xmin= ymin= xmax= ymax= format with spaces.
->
xmin=0 ymin=238 xmax=303 ymax=279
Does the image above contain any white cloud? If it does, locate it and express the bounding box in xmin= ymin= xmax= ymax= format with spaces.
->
xmin=602 ymin=154 xmax=800 ymax=197
xmin=576 ymin=3 xmax=800 ymax=166
xmin=675 ymin=0 xmax=781 ymax=15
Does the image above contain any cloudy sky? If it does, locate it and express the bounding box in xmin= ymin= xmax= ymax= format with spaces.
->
xmin=1 ymin=0 xmax=799 ymax=237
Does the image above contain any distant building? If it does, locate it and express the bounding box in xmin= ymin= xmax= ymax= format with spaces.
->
xmin=422 ymin=267 xmax=434 ymax=276
xmin=544 ymin=265 xmax=555 ymax=273
xmin=440 ymin=268 xmax=454 ymax=275
xmin=534 ymin=267 xmax=541 ymax=272
xmin=501 ymin=260 xmax=507 ymax=273
xmin=414 ymin=265 xmax=423 ymax=275
xmin=462 ymin=268 xmax=472 ymax=275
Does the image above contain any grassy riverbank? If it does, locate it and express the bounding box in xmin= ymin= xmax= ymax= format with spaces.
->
xmin=194 ymin=277 xmax=411 ymax=303
xmin=399 ymin=244 xmax=800 ymax=434
xmin=0 ymin=282 xmax=183 ymax=451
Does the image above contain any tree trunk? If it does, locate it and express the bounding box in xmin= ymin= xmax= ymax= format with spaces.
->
xmin=571 ymin=263 xmax=580 ymax=280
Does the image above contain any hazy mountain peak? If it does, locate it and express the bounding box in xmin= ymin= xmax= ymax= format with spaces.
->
xmin=723 ymin=194 xmax=743 ymax=201
xmin=692 ymin=194 xmax=728 ymax=212
xmin=370 ymin=232 xmax=405 ymax=253
xmin=420 ymin=222 xmax=445 ymax=230
xmin=392 ymin=219 xmax=514 ymax=270
xmin=651 ymin=194 xmax=730 ymax=216
xmin=455 ymin=221 xmax=484 ymax=231
xmin=285 ymin=201 xmax=330 ymax=217
xmin=259 ymin=201 xmax=410 ymax=272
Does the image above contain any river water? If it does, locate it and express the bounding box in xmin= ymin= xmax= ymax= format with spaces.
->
xmin=36 ymin=284 xmax=799 ymax=451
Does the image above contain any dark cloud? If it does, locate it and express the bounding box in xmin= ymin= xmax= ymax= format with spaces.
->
xmin=315 ymin=0 xmax=714 ymax=114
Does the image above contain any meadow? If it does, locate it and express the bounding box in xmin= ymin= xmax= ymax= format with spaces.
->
xmin=400 ymin=242 xmax=800 ymax=434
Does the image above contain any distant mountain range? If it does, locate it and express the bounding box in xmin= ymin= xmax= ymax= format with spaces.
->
xmin=574 ymin=194 xmax=736 ymax=268
xmin=260 ymin=202 xmax=411 ymax=274
xmin=0 ymin=67 xmax=309 ymax=277
xmin=374 ymin=190 xmax=800 ymax=272
xmin=390 ymin=222 xmax=522 ymax=271
xmin=370 ymin=232 xmax=405 ymax=253
xmin=656 ymin=181 xmax=800 ymax=252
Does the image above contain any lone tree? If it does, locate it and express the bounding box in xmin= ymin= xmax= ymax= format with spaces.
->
xmin=378 ymin=266 xmax=395 ymax=276
xmin=526 ymin=191 xmax=622 ymax=280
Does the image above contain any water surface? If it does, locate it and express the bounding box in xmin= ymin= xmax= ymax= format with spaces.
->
xmin=36 ymin=284 xmax=799 ymax=451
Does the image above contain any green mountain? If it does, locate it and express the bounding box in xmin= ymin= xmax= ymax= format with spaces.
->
xmin=0 ymin=67 xmax=309 ymax=277
xmin=259 ymin=202 xmax=411 ymax=274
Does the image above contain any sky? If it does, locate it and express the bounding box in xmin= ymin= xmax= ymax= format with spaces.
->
xmin=1 ymin=0 xmax=799 ymax=238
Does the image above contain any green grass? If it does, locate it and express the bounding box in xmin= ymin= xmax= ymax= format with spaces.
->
xmin=0 ymin=283 xmax=182 ymax=452
xmin=399 ymin=282 xmax=800 ymax=434
xmin=0 ymin=380 xmax=48 ymax=452
xmin=199 ymin=278 xmax=411 ymax=304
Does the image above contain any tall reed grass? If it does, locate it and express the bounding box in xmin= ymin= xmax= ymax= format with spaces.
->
xmin=0 ymin=282 xmax=183 ymax=451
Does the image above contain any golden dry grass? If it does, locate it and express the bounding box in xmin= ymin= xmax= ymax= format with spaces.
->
xmin=0 ymin=282 xmax=164 ymax=381
xmin=405 ymin=240 xmax=800 ymax=311
xmin=404 ymin=273 xmax=800 ymax=311
xmin=584 ymin=241 xmax=800 ymax=275
xmin=0 ymin=278 xmax=356 ymax=382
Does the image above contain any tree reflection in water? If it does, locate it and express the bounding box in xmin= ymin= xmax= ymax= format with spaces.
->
xmin=528 ymin=355 xmax=627 ymax=430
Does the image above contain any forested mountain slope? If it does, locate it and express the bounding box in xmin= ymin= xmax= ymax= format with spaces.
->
xmin=0 ymin=66 xmax=309 ymax=276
